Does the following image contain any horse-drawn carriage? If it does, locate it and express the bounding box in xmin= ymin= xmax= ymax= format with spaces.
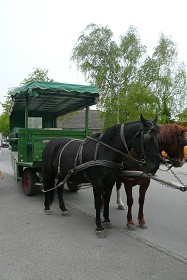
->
xmin=9 ymin=81 xmax=99 ymax=195
xmin=9 ymin=81 xmax=187 ymax=236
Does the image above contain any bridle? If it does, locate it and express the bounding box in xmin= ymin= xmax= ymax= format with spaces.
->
xmin=121 ymin=123 xmax=157 ymax=165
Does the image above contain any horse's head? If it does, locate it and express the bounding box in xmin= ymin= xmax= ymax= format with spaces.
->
xmin=129 ymin=115 xmax=160 ymax=175
xmin=159 ymin=124 xmax=187 ymax=167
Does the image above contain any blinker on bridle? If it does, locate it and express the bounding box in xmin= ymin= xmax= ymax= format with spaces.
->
xmin=120 ymin=123 xmax=155 ymax=163
xmin=135 ymin=123 xmax=157 ymax=164
xmin=139 ymin=127 xmax=152 ymax=164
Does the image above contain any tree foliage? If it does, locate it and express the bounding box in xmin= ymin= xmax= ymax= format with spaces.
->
xmin=20 ymin=68 xmax=54 ymax=85
xmin=0 ymin=68 xmax=54 ymax=137
xmin=71 ymin=24 xmax=187 ymax=128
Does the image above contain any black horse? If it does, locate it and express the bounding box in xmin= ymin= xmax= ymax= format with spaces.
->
xmin=42 ymin=115 xmax=160 ymax=238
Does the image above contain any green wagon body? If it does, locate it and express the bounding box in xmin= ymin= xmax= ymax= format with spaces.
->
xmin=9 ymin=81 xmax=99 ymax=193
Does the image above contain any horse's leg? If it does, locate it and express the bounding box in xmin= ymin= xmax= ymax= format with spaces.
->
xmin=92 ymin=186 xmax=106 ymax=238
xmin=102 ymin=185 xmax=113 ymax=228
xmin=124 ymin=185 xmax=135 ymax=230
xmin=101 ymin=192 xmax=104 ymax=212
xmin=57 ymin=185 xmax=69 ymax=217
xmin=44 ymin=191 xmax=54 ymax=214
xmin=116 ymin=178 xmax=126 ymax=210
xmin=43 ymin=173 xmax=55 ymax=215
xmin=138 ymin=180 xmax=150 ymax=229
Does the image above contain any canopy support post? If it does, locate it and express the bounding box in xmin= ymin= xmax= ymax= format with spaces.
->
xmin=25 ymin=94 xmax=29 ymax=129
xmin=85 ymin=106 xmax=89 ymax=136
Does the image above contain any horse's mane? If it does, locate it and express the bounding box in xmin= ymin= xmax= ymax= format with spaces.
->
xmin=100 ymin=125 xmax=121 ymax=145
xmin=98 ymin=120 xmax=159 ymax=146
xmin=158 ymin=124 xmax=187 ymax=144
xmin=101 ymin=121 xmax=142 ymax=142
xmin=85 ymin=127 xmax=120 ymax=146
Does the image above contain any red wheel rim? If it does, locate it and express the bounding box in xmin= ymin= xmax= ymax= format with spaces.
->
xmin=23 ymin=171 xmax=28 ymax=190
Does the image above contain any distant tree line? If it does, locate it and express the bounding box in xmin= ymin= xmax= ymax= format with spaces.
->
xmin=1 ymin=24 xmax=187 ymax=136
xmin=71 ymin=24 xmax=187 ymax=129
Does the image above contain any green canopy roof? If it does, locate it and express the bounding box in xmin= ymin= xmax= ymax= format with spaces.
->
xmin=10 ymin=81 xmax=99 ymax=117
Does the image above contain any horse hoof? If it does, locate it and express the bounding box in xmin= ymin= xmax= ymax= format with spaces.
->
xmin=44 ymin=209 xmax=52 ymax=215
xmin=103 ymin=221 xmax=113 ymax=229
xmin=118 ymin=204 xmax=126 ymax=210
xmin=95 ymin=230 xmax=107 ymax=238
xmin=62 ymin=211 xmax=70 ymax=217
xmin=127 ymin=223 xmax=136 ymax=230
xmin=139 ymin=223 xmax=147 ymax=229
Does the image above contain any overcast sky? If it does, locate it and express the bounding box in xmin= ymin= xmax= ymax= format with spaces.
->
xmin=0 ymin=0 xmax=187 ymax=113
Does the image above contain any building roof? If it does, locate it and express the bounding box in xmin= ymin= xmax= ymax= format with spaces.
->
xmin=57 ymin=110 xmax=102 ymax=130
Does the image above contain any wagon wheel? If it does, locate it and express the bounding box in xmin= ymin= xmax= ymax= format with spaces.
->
xmin=67 ymin=181 xmax=80 ymax=192
xmin=22 ymin=168 xmax=37 ymax=196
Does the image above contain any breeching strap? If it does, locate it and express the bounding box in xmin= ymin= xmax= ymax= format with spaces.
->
xmin=57 ymin=139 xmax=79 ymax=174
xmin=42 ymin=159 xmax=123 ymax=192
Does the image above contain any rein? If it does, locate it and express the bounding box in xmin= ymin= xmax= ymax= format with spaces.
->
xmin=86 ymin=136 xmax=136 ymax=160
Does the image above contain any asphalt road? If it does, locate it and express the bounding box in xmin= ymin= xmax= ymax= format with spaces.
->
xmin=0 ymin=148 xmax=187 ymax=280
xmin=64 ymin=163 xmax=187 ymax=260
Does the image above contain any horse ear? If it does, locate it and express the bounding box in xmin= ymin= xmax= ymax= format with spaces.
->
xmin=152 ymin=115 xmax=158 ymax=124
xmin=140 ymin=114 xmax=147 ymax=126
xmin=140 ymin=114 xmax=148 ymax=127
xmin=140 ymin=114 xmax=158 ymax=127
